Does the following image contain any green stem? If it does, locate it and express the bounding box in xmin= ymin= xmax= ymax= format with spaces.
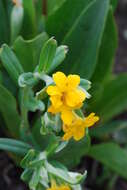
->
xmin=20 ymin=87 xmax=40 ymax=150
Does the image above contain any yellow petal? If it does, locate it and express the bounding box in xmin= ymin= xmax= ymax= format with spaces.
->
xmin=48 ymin=105 xmax=60 ymax=114
xmin=47 ymin=86 xmax=61 ymax=96
xmin=53 ymin=72 xmax=67 ymax=91
xmin=84 ymin=113 xmax=99 ymax=128
xmin=47 ymin=181 xmax=71 ymax=190
xmin=73 ymin=125 xmax=85 ymax=141
xmin=61 ymin=108 xmax=74 ymax=125
xmin=77 ymin=88 xmax=86 ymax=102
xmin=60 ymin=186 xmax=71 ymax=190
xmin=67 ymin=74 xmax=80 ymax=89
xmin=50 ymin=95 xmax=62 ymax=109
xmin=62 ymin=131 xmax=73 ymax=141
xmin=65 ymin=89 xmax=86 ymax=108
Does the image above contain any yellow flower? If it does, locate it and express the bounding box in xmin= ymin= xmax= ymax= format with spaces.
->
xmin=47 ymin=72 xmax=86 ymax=125
xmin=47 ymin=181 xmax=71 ymax=190
xmin=63 ymin=113 xmax=99 ymax=141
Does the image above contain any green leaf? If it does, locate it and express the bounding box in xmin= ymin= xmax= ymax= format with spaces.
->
xmin=59 ymin=0 xmax=110 ymax=78
xmin=38 ymin=37 xmax=57 ymax=73
xmin=21 ymin=149 xmax=46 ymax=169
xmin=45 ymin=161 xmax=87 ymax=185
xmin=0 ymin=44 xmax=24 ymax=86
xmin=21 ymin=168 xmax=33 ymax=182
xmin=22 ymin=0 xmax=36 ymax=39
xmin=18 ymin=72 xmax=38 ymax=87
xmin=88 ymin=143 xmax=127 ymax=179
xmin=13 ymin=32 xmax=49 ymax=72
xmin=55 ymin=141 xmax=68 ymax=153
xmin=0 ymin=0 xmax=9 ymax=45
xmin=46 ymin=0 xmax=91 ymax=42
xmin=111 ymin=0 xmax=118 ymax=11
xmin=41 ymin=112 xmax=62 ymax=134
xmin=52 ymin=135 xmax=90 ymax=168
xmin=47 ymin=45 xmax=68 ymax=73
xmin=0 ymin=138 xmax=31 ymax=156
xmin=47 ymin=0 xmax=66 ymax=15
xmin=29 ymin=167 xmax=42 ymax=189
xmin=24 ymin=89 xmax=45 ymax=112
xmin=36 ymin=87 xmax=47 ymax=100
xmin=10 ymin=4 xmax=24 ymax=43
xmin=21 ymin=149 xmax=36 ymax=168
xmin=91 ymin=8 xmax=118 ymax=83
xmin=90 ymin=120 xmax=127 ymax=138
xmin=0 ymin=84 xmax=21 ymax=137
xmin=80 ymin=79 xmax=91 ymax=91
xmin=89 ymin=74 xmax=127 ymax=123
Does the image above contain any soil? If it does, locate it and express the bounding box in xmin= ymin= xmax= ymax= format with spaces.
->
xmin=0 ymin=1 xmax=127 ymax=190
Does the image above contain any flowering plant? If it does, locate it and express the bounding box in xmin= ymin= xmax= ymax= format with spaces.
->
xmin=0 ymin=0 xmax=127 ymax=189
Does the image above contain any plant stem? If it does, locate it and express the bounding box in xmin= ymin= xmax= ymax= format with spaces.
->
xmin=20 ymin=87 xmax=40 ymax=150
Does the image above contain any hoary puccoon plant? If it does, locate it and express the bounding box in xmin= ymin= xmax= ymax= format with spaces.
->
xmin=1 ymin=0 xmax=127 ymax=189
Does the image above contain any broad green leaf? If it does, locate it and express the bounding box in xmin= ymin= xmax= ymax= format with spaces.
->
xmin=90 ymin=120 xmax=127 ymax=138
xmin=52 ymin=135 xmax=90 ymax=168
xmin=59 ymin=0 xmax=110 ymax=78
xmin=91 ymin=8 xmax=118 ymax=83
xmin=46 ymin=0 xmax=91 ymax=42
xmin=10 ymin=4 xmax=24 ymax=43
xmin=88 ymin=143 xmax=127 ymax=179
xmin=47 ymin=0 xmax=66 ymax=15
xmin=0 ymin=44 xmax=24 ymax=85
xmin=38 ymin=37 xmax=57 ymax=73
xmin=89 ymin=74 xmax=127 ymax=123
xmin=0 ymin=138 xmax=31 ymax=156
xmin=0 ymin=0 xmax=9 ymax=45
xmin=22 ymin=0 xmax=36 ymax=39
xmin=13 ymin=33 xmax=48 ymax=72
xmin=0 ymin=84 xmax=21 ymax=137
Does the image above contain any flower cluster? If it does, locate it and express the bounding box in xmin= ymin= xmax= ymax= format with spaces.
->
xmin=47 ymin=72 xmax=99 ymax=141
xmin=47 ymin=181 xmax=71 ymax=190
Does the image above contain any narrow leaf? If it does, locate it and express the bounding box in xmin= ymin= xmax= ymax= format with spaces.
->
xmin=38 ymin=38 xmax=57 ymax=73
xmin=47 ymin=45 xmax=68 ymax=73
xmin=0 ymin=44 xmax=24 ymax=85
xmin=0 ymin=138 xmax=31 ymax=156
